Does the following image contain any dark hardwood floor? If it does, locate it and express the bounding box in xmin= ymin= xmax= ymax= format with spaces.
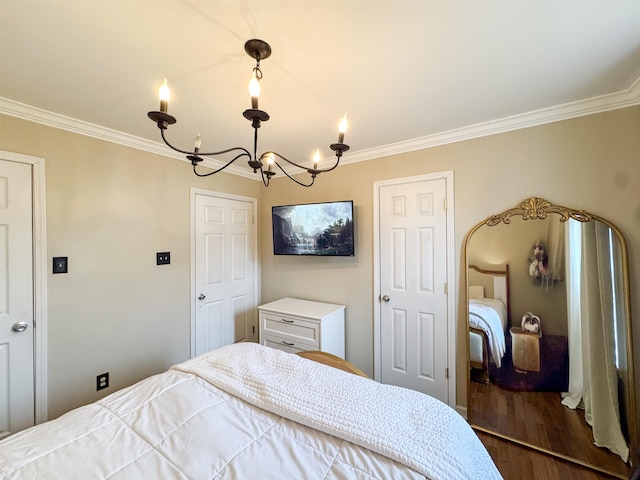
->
xmin=477 ymin=431 xmax=625 ymax=480
xmin=470 ymin=380 xmax=631 ymax=479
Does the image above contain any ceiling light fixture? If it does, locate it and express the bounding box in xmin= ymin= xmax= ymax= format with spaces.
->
xmin=147 ymin=39 xmax=350 ymax=187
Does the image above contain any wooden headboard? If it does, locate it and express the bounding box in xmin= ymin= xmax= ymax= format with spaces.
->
xmin=468 ymin=264 xmax=511 ymax=327
xmin=296 ymin=351 xmax=369 ymax=378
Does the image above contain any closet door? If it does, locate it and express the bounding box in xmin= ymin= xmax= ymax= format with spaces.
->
xmin=375 ymin=173 xmax=452 ymax=404
xmin=192 ymin=190 xmax=258 ymax=356
xmin=0 ymin=159 xmax=34 ymax=435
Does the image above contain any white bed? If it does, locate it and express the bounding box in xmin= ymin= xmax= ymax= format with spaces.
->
xmin=0 ymin=343 xmax=501 ymax=479
xmin=468 ymin=265 xmax=510 ymax=382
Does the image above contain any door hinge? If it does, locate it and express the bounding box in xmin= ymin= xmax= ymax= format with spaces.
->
xmin=444 ymin=282 xmax=448 ymax=294
xmin=445 ymin=367 xmax=449 ymax=379
xmin=443 ymin=198 xmax=448 ymax=210
xmin=252 ymin=325 xmax=255 ymax=334
xmin=252 ymin=214 xmax=255 ymax=224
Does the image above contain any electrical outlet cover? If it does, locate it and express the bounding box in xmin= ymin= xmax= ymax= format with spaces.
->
xmin=96 ymin=372 xmax=109 ymax=391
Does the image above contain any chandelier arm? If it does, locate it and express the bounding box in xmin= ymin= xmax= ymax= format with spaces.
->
xmin=192 ymin=152 xmax=251 ymax=177
xmin=264 ymin=151 xmax=316 ymax=171
xmin=196 ymin=146 xmax=252 ymax=157
xmin=312 ymin=155 xmax=341 ymax=174
xmin=264 ymin=150 xmax=343 ymax=175
xmin=272 ymin=160 xmax=315 ymax=187
xmin=160 ymin=129 xmax=251 ymax=158
xmin=258 ymin=168 xmax=271 ymax=187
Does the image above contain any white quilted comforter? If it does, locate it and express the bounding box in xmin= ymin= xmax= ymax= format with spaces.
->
xmin=0 ymin=343 xmax=501 ymax=480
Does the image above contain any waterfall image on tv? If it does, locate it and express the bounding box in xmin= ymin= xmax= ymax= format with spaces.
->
xmin=272 ymin=201 xmax=354 ymax=256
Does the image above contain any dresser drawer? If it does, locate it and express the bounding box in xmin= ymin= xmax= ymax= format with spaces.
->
xmin=258 ymin=298 xmax=345 ymax=358
xmin=262 ymin=334 xmax=314 ymax=353
xmin=260 ymin=312 xmax=320 ymax=346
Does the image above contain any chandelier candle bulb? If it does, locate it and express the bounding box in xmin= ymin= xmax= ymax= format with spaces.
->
xmin=249 ymin=72 xmax=260 ymax=109
xmin=158 ymin=79 xmax=170 ymax=113
xmin=313 ymin=149 xmax=320 ymax=169
xmin=194 ymin=134 xmax=201 ymax=151
xmin=338 ymin=113 xmax=348 ymax=144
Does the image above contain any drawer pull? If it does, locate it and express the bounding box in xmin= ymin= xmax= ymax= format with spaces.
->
xmin=281 ymin=319 xmax=294 ymax=323
xmin=281 ymin=340 xmax=295 ymax=346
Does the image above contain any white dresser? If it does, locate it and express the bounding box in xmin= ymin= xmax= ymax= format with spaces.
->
xmin=258 ymin=297 xmax=345 ymax=358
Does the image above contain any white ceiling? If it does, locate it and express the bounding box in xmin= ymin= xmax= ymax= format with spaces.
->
xmin=1 ymin=1 xmax=640 ymax=177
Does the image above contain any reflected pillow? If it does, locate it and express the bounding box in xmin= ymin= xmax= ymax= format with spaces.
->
xmin=468 ymin=286 xmax=484 ymax=298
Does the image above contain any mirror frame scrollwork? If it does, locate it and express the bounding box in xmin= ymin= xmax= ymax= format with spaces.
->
xmin=485 ymin=196 xmax=593 ymax=226
xmin=464 ymin=197 xmax=637 ymax=477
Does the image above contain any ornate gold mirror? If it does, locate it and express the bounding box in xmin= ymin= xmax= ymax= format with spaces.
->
xmin=464 ymin=197 xmax=637 ymax=478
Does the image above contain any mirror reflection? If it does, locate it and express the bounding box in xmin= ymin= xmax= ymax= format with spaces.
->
xmin=466 ymin=198 xmax=636 ymax=479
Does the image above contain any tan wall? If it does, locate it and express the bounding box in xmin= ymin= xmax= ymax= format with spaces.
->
xmin=1 ymin=104 xmax=639 ymax=420
xmin=0 ymin=114 xmax=261 ymax=419
xmin=260 ymin=105 xmax=640 ymax=413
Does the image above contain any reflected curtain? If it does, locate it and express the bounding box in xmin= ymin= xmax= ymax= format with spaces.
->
xmin=562 ymin=220 xmax=629 ymax=462
xmin=546 ymin=216 xmax=565 ymax=283
xmin=563 ymin=220 xmax=583 ymax=406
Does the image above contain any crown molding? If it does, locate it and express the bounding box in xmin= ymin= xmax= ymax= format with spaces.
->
xmin=0 ymin=98 xmax=258 ymax=180
xmin=339 ymin=76 xmax=640 ymax=166
xmin=1 ymin=76 xmax=639 ymax=177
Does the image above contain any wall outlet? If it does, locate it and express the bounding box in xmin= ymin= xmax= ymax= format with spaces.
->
xmin=156 ymin=252 xmax=170 ymax=265
xmin=96 ymin=372 xmax=109 ymax=391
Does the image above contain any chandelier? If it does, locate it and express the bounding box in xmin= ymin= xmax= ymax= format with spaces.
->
xmin=147 ymin=39 xmax=350 ymax=187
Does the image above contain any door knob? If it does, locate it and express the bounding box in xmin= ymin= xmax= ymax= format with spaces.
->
xmin=381 ymin=295 xmax=390 ymax=302
xmin=198 ymin=294 xmax=206 ymax=300
xmin=12 ymin=322 xmax=28 ymax=333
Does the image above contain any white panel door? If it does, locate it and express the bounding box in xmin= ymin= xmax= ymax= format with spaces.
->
xmin=378 ymin=177 xmax=449 ymax=401
xmin=0 ymin=159 xmax=34 ymax=435
xmin=193 ymin=192 xmax=257 ymax=356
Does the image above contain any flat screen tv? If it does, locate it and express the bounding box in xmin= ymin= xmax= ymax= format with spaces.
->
xmin=272 ymin=200 xmax=354 ymax=256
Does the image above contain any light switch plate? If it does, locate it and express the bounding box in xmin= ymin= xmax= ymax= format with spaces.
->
xmin=156 ymin=252 xmax=170 ymax=265
xmin=52 ymin=256 xmax=68 ymax=274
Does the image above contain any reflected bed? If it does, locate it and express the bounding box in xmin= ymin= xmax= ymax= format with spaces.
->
xmin=468 ymin=265 xmax=510 ymax=382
